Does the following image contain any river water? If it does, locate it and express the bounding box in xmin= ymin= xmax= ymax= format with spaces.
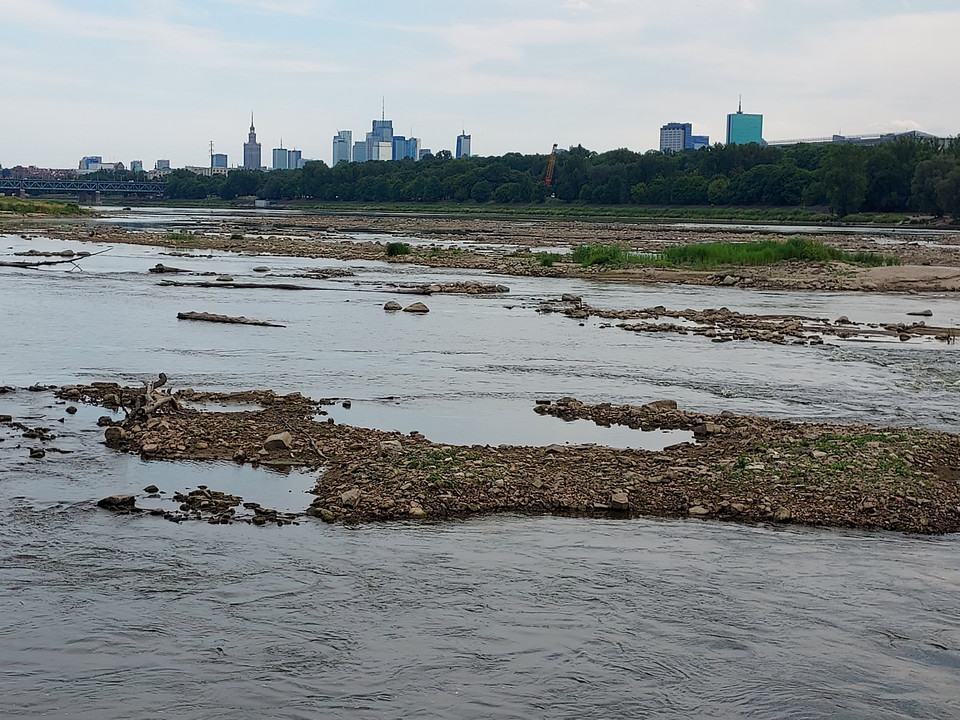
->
xmin=2 ymin=212 xmax=960 ymax=718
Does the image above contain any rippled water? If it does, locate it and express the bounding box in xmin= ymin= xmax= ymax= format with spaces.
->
xmin=3 ymin=216 xmax=960 ymax=718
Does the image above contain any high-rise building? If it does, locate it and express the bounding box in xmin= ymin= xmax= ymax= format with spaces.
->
xmin=155 ymin=159 xmax=171 ymax=171
xmin=726 ymin=100 xmax=763 ymax=145
xmin=287 ymin=149 xmax=301 ymax=170
xmin=687 ymin=135 xmax=710 ymax=150
xmin=418 ymin=148 xmax=432 ymax=160
xmin=243 ymin=113 xmax=262 ymax=170
xmin=79 ymin=156 xmax=102 ymax=171
xmin=456 ymin=132 xmax=471 ymax=158
xmin=211 ymin=153 xmax=228 ymax=168
xmin=332 ymin=130 xmax=352 ymax=165
xmin=353 ymin=141 xmax=367 ymax=163
xmin=392 ymin=135 xmax=422 ymax=161
xmin=659 ymin=123 xmax=691 ymax=153
xmin=366 ymin=117 xmax=394 ymax=162
xmin=130 ymin=160 xmax=143 ymax=173
xmin=272 ymin=145 xmax=289 ymax=170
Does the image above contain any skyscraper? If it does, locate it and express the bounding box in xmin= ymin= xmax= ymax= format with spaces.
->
xmin=332 ymin=130 xmax=352 ymax=165
xmin=366 ymin=117 xmax=394 ymax=161
xmin=726 ymin=100 xmax=763 ymax=145
xmin=456 ymin=131 xmax=471 ymax=158
xmin=243 ymin=113 xmax=262 ymax=170
xmin=272 ymin=144 xmax=289 ymax=170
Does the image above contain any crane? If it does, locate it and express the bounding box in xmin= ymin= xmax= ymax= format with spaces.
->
xmin=544 ymin=144 xmax=559 ymax=187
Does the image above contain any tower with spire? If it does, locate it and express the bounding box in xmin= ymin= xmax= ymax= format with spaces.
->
xmin=243 ymin=112 xmax=262 ymax=170
xmin=725 ymin=97 xmax=763 ymax=146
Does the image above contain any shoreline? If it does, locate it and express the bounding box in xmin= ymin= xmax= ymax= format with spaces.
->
xmin=38 ymin=382 xmax=960 ymax=535
xmin=8 ymin=212 xmax=960 ymax=293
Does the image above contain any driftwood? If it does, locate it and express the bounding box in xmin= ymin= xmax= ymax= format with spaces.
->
xmin=177 ymin=311 xmax=285 ymax=327
xmin=158 ymin=280 xmax=321 ymax=291
xmin=126 ymin=373 xmax=179 ymax=422
xmin=0 ymin=247 xmax=110 ymax=270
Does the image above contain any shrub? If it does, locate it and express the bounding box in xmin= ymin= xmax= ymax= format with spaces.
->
xmin=385 ymin=242 xmax=411 ymax=256
xmin=570 ymin=244 xmax=641 ymax=267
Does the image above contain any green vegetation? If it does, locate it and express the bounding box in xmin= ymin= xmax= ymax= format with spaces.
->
xmin=150 ymin=134 xmax=959 ymax=220
xmin=571 ymin=244 xmax=643 ymax=267
xmin=536 ymin=252 xmax=564 ymax=267
xmin=164 ymin=232 xmax=196 ymax=243
xmin=385 ymin=241 xmax=412 ymax=256
xmin=654 ymin=237 xmax=897 ymax=269
xmin=0 ymin=197 xmax=86 ymax=216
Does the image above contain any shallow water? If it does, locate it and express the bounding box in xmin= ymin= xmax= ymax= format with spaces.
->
xmin=3 ymin=216 xmax=960 ymax=718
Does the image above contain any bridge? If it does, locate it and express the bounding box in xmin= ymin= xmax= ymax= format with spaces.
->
xmin=0 ymin=177 xmax=165 ymax=201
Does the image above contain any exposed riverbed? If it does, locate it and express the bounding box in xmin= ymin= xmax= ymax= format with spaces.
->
xmin=2 ymin=211 xmax=960 ymax=718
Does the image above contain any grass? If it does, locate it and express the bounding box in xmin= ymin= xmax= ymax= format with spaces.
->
xmin=0 ymin=197 xmax=87 ymax=216
xmin=652 ymin=237 xmax=898 ymax=269
xmin=536 ymin=252 xmax=564 ymax=267
xmin=165 ymin=232 xmax=196 ymax=242
xmin=571 ymin=244 xmax=643 ymax=267
xmin=385 ymin=241 xmax=411 ymax=256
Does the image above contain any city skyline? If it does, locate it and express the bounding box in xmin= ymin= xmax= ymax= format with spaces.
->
xmin=2 ymin=1 xmax=959 ymax=169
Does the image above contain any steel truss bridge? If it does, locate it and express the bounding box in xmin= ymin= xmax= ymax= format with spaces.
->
xmin=0 ymin=178 xmax=165 ymax=196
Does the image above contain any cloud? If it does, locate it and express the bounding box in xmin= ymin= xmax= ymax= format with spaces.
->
xmin=207 ymin=0 xmax=326 ymax=16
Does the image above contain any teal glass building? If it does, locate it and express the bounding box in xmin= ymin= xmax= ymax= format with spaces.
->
xmin=726 ymin=104 xmax=763 ymax=145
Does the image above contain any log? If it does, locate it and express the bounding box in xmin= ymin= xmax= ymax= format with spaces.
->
xmin=0 ymin=246 xmax=111 ymax=270
xmin=158 ymin=280 xmax=321 ymax=291
xmin=177 ymin=311 xmax=285 ymax=327
xmin=149 ymin=263 xmax=188 ymax=273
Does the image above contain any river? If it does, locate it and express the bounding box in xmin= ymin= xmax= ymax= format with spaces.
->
xmin=1 ymin=212 xmax=959 ymax=718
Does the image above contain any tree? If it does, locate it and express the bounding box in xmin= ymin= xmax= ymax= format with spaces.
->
xmin=821 ymin=144 xmax=869 ymax=216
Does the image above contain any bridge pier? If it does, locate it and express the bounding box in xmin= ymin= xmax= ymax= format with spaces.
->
xmin=78 ymin=191 xmax=102 ymax=205
xmin=18 ymin=189 xmax=27 ymax=199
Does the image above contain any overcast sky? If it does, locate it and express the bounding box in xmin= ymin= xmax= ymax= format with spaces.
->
xmin=1 ymin=0 xmax=957 ymax=169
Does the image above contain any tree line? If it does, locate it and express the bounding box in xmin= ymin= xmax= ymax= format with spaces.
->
xmin=101 ymin=136 xmax=960 ymax=217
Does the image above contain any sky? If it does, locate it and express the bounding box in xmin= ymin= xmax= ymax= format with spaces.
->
xmin=1 ymin=0 xmax=958 ymax=169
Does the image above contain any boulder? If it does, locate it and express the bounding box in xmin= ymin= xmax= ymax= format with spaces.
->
xmin=379 ymin=440 xmax=404 ymax=455
xmin=216 ymin=275 xmax=234 ymax=282
xmin=561 ymin=294 xmax=582 ymax=303
xmin=97 ymin=494 xmax=137 ymax=512
xmin=263 ymin=431 xmax=293 ymax=451
xmin=103 ymin=426 xmax=127 ymax=445
xmin=29 ymin=448 xmax=46 ymax=459
xmin=383 ymin=301 xmax=402 ymax=311
xmin=610 ymin=492 xmax=630 ymax=511
xmin=402 ymin=302 xmax=430 ymax=313
xmin=340 ymin=488 xmax=361 ymax=507
xmin=253 ymin=266 xmax=270 ymax=273
xmin=688 ymin=505 xmax=711 ymax=517
xmin=906 ymin=309 xmax=933 ymax=317
xmin=143 ymin=484 xmax=160 ymax=494
xmin=643 ymin=400 xmax=678 ymax=411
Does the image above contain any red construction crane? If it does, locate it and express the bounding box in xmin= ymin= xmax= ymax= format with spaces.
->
xmin=544 ymin=143 xmax=559 ymax=187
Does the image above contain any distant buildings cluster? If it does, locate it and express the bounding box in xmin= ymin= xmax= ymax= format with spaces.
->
xmin=331 ymin=113 xmax=470 ymax=166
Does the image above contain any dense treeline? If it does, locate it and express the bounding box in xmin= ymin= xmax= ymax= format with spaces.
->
xmin=156 ymin=137 xmax=960 ymax=217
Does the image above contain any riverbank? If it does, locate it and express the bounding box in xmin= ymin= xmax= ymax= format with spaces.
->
xmin=19 ymin=211 xmax=960 ymax=293
xmin=38 ymin=382 xmax=960 ymax=535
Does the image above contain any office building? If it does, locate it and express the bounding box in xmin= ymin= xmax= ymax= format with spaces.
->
xmin=456 ymin=132 xmax=471 ymax=158
xmin=243 ymin=113 xmax=262 ymax=170
xmin=287 ymin=149 xmax=301 ymax=170
xmin=366 ymin=118 xmax=394 ymax=161
xmin=78 ymin=156 xmax=102 ymax=171
xmin=332 ymin=130 xmax=352 ymax=165
xmin=392 ymin=135 xmax=422 ymax=161
xmin=353 ymin=141 xmax=367 ymax=163
xmin=687 ymin=135 xmax=710 ymax=150
xmin=659 ymin=123 xmax=691 ymax=153
xmin=418 ymin=149 xmax=432 ymax=160
xmin=130 ymin=160 xmax=143 ymax=173
xmin=155 ymin=159 xmax=171 ymax=171
xmin=211 ymin=153 xmax=228 ymax=168
xmin=726 ymin=101 xmax=763 ymax=145
xmin=272 ymin=145 xmax=289 ymax=170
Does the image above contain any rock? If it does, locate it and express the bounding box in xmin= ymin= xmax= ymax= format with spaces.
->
xmin=773 ymin=507 xmax=792 ymax=522
xmin=216 ymin=275 xmax=234 ymax=282
xmin=141 ymin=443 xmax=159 ymax=455
xmin=643 ymin=400 xmax=678 ymax=410
xmin=409 ymin=501 xmax=426 ymax=517
xmin=383 ymin=301 xmax=402 ymax=311
xmin=906 ymin=309 xmax=933 ymax=317
xmin=379 ymin=440 xmax=404 ymax=455
xmin=693 ymin=422 xmax=721 ymax=437
xmin=340 ymin=488 xmax=361 ymax=507
xmin=561 ymin=294 xmax=582 ymax=303
xmin=688 ymin=505 xmax=711 ymax=517
xmin=263 ymin=431 xmax=293 ymax=451
xmin=0 ymin=414 xmax=12 ymax=423
xmin=103 ymin=426 xmax=127 ymax=445
xmin=610 ymin=492 xmax=630 ymax=510
xmin=29 ymin=448 xmax=46 ymax=459
xmin=341 ymin=400 xmax=352 ymax=409
xmin=402 ymin=302 xmax=430 ymax=313
xmin=721 ymin=275 xmax=738 ymax=286
xmin=65 ymin=405 xmax=78 ymax=414
xmin=97 ymin=494 xmax=137 ymax=512
xmin=253 ymin=266 xmax=270 ymax=273
xmin=835 ymin=316 xmax=851 ymax=325
xmin=143 ymin=484 xmax=160 ymax=494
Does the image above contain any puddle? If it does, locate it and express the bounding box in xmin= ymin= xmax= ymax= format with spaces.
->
xmin=319 ymin=397 xmax=693 ymax=450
